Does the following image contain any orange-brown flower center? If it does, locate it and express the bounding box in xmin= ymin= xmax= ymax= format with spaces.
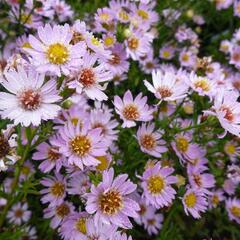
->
xmin=19 ymin=89 xmax=41 ymax=111
xmin=140 ymin=134 xmax=156 ymax=150
xmin=79 ymin=68 xmax=95 ymax=87
xmin=50 ymin=182 xmax=65 ymax=197
xmin=56 ymin=203 xmax=70 ymax=218
xmin=122 ymin=104 xmax=139 ymax=120
xmin=70 ymin=135 xmax=91 ymax=157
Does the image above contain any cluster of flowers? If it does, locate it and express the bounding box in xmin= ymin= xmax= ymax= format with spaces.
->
xmin=0 ymin=0 xmax=240 ymax=239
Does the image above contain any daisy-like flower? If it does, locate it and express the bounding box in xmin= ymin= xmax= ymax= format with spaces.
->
xmin=26 ymin=24 xmax=86 ymax=76
xmin=187 ymin=72 xmax=215 ymax=97
xmin=32 ymin=136 xmax=64 ymax=173
xmin=44 ymin=201 xmax=75 ymax=229
xmin=125 ymin=30 xmax=152 ymax=60
xmin=179 ymin=49 xmax=197 ymax=68
xmin=224 ymin=140 xmax=240 ymax=161
xmin=140 ymin=162 xmax=177 ymax=209
xmin=144 ymin=69 xmax=188 ymax=102
xmin=208 ymin=189 xmax=225 ymax=209
xmin=182 ymin=188 xmax=208 ymax=219
xmin=57 ymin=120 xmax=108 ymax=170
xmin=59 ymin=212 xmax=89 ymax=240
xmin=0 ymin=66 xmax=61 ymax=126
xmin=112 ymin=232 xmax=133 ymax=240
xmin=67 ymin=52 xmax=112 ymax=101
xmin=7 ymin=202 xmax=31 ymax=225
xmin=205 ymin=90 xmax=240 ymax=137
xmin=226 ymin=198 xmax=240 ymax=224
xmin=136 ymin=123 xmax=167 ymax=157
xmin=21 ymin=225 xmax=37 ymax=240
xmin=0 ymin=125 xmax=19 ymax=171
xmin=20 ymin=160 xmax=36 ymax=182
xmin=40 ymin=171 xmax=67 ymax=207
xmin=159 ymin=45 xmax=175 ymax=60
xmin=86 ymin=168 xmax=140 ymax=229
xmin=223 ymin=178 xmax=236 ymax=195
xmin=113 ymin=90 xmax=154 ymax=128
xmin=143 ymin=212 xmax=163 ymax=235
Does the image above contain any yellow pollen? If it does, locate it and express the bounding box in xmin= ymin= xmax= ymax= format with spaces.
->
xmin=56 ymin=203 xmax=70 ymax=218
xmin=162 ymin=50 xmax=171 ymax=58
xmin=75 ymin=218 xmax=87 ymax=234
xmin=20 ymin=14 xmax=32 ymax=24
xmin=147 ymin=175 xmax=165 ymax=195
xmin=118 ymin=10 xmax=129 ymax=21
xmin=96 ymin=156 xmax=109 ymax=171
xmin=182 ymin=53 xmax=189 ymax=62
xmin=140 ymin=134 xmax=156 ymax=150
xmin=71 ymin=117 xmax=79 ymax=126
xmin=46 ymin=43 xmax=69 ymax=65
xmin=70 ymin=135 xmax=91 ymax=157
xmin=184 ymin=192 xmax=197 ymax=208
xmin=99 ymin=189 xmax=123 ymax=215
xmin=48 ymin=147 xmax=60 ymax=162
xmin=176 ymin=136 xmax=189 ymax=153
xmin=99 ymin=13 xmax=110 ymax=21
xmin=91 ymin=36 xmax=101 ymax=46
xmin=212 ymin=195 xmax=219 ymax=206
xmin=122 ymin=104 xmax=139 ymax=120
xmin=128 ymin=37 xmax=139 ymax=50
xmin=194 ymin=79 xmax=210 ymax=92
xmin=104 ymin=37 xmax=115 ymax=47
xmin=22 ymin=42 xmax=32 ymax=49
xmin=225 ymin=144 xmax=236 ymax=155
xmin=137 ymin=9 xmax=149 ymax=20
xmin=158 ymin=87 xmax=172 ymax=98
xmin=230 ymin=206 xmax=240 ymax=218
xmin=50 ymin=182 xmax=65 ymax=197
xmin=22 ymin=166 xmax=30 ymax=176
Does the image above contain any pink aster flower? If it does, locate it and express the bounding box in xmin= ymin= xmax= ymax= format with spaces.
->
xmin=40 ymin=171 xmax=67 ymax=207
xmin=223 ymin=178 xmax=236 ymax=195
xmin=44 ymin=201 xmax=75 ymax=229
xmin=57 ymin=120 xmax=108 ymax=170
xmin=113 ymin=90 xmax=154 ymax=128
xmin=208 ymin=189 xmax=225 ymax=209
xmin=144 ymin=69 xmax=188 ymax=102
xmin=182 ymin=188 xmax=208 ymax=219
xmin=26 ymin=24 xmax=86 ymax=76
xmin=159 ymin=44 xmax=175 ymax=60
xmin=0 ymin=66 xmax=61 ymax=126
xmin=59 ymin=212 xmax=89 ymax=240
xmin=205 ymin=90 xmax=240 ymax=137
xmin=143 ymin=211 xmax=163 ymax=235
xmin=140 ymin=162 xmax=177 ymax=209
xmin=136 ymin=123 xmax=167 ymax=157
xmin=7 ymin=202 xmax=31 ymax=225
xmin=67 ymin=52 xmax=112 ymax=101
xmin=33 ymin=136 xmax=64 ymax=173
xmin=226 ymin=198 xmax=240 ymax=224
xmin=86 ymin=168 xmax=140 ymax=229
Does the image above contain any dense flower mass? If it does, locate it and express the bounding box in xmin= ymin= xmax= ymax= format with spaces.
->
xmin=0 ymin=0 xmax=240 ymax=239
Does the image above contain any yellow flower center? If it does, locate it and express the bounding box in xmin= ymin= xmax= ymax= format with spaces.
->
xmin=70 ymin=136 xmax=91 ymax=157
xmin=212 ymin=195 xmax=219 ymax=206
xmin=194 ymin=78 xmax=210 ymax=92
xmin=22 ymin=42 xmax=32 ymax=49
xmin=75 ymin=218 xmax=87 ymax=234
xmin=91 ymin=36 xmax=101 ymax=46
xmin=46 ymin=43 xmax=69 ymax=65
xmin=20 ymin=14 xmax=32 ymax=24
xmin=99 ymin=189 xmax=123 ymax=215
xmin=225 ymin=144 xmax=236 ymax=155
xmin=22 ymin=166 xmax=30 ymax=176
xmin=162 ymin=50 xmax=171 ymax=58
xmin=230 ymin=206 xmax=240 ymax=218
xmin=104 ymin=36 xmax=115 ymax=47
xmin=50 ymin=182 xmax=65 ymax=197
xmin=184 ymin=192 xmax=197 ymax=208
xmin=96 ymin=156 xmax=109 ymax=171
xmin=182 ymin=53 xmax=189 ymax=62
xmin=122 ymin=104 xmax=140 ymax=120
xmin=137 ymin=9 xmax=149 ymax=20
xmin=128 ymin=37 xmax=139 ymax=50
xmin=176 ymin=136 xmax=189 ymax=153
xmin=147 ymin=175 xmax=165 ymax=195
xmin=118 ymin=10 xmax=129 ymax=21
xmin=99 ymin=13 xmax=110 ymax=22
xmin=71 ymin=117 xmax=79 ymax=126
xmin=56 ymin=203 xmax=70 ymax=218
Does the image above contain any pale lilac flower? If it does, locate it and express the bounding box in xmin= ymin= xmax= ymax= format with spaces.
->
xmin=226 ymin=198 xmax=240 ymax=224
xmin=0 ymin=66 xmax=61 ymax=126
xmin=113 ymin=90 xmax=154 ymax=128
xmin=141 ymin=162 xmax=177 ymax=209
xmin=33 ymin=136 xmax=64 ymax=173
xmin=112 ymin=232 xmax=133 ymax=240
xmin=227 ymin=164 xmax=240 ymax=184
xmin=224 ymin=140 xmax=240 ymax=161
xmin=26 ymin=24 xmax=86 ymax=76
xmin=159 ymin=45 xmax=175 ymax=60
xmin=7 ymin=202 xmax=31 ymax=225
xmin=21 ymin=225 xmax=37 ymax=240
xmin=144 ymin=69 xmax=188 ymax=102
xmin=44 ymin=201 xmax=75 ymax=229
xmin=143 ymin=211 xmax=163 ymax=235
xmin=86 ymin=168 xmax=140 ymax=229
xmin=67 ymin=52 xmax=112 ymax=101
xmin=182 ymin=188 xmax=208 ymax=219
xmin=215 ymin=0 xmax=233 ymax=10
xmin=40 ymin=171 xmax=67 ymax=207
xmin=208 ymin=189 xmax=225 ymax=209
xmin=234 ymin=0 xmax=240 ymax=17
xmin=59 ymin=212 xmax=89 ymax=240
xmin=137 ymin=123 xmax=167 ymax=157
xmin=230 ymin=46 xmax=240 ymax=69
xmin=179 ymin=49 xmax=197 ymax=68
xmin=19 ymin=160 xmax=36 ymax=182
xmin=220 ymin=39 xmax=232 ymax=54
xmin=223 ymin=179 xmax=236 ymax=195
xmin=56 ymin=120 xmax=108 ymax=170
xmin=52 ymin=0 xmax=73 ymax=22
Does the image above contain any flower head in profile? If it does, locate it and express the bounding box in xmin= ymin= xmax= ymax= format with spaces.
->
xmin=86 ymin=168 xmax=140 ymax=229
xmin=137 ymin=123 xmax=167 ymax=157
xmin=56 ymin=120 xmax=108 ymax=170
xmin=144 ymin=69 xmax=188 ymax=102
xmin=182 ymin=188 xmax=208 ymax=219
xmin=26 ymin=24 xmax=86 ymax=76
xmin=226 ymin=198 xmax=240 ymax=224
xmin=0 ymin=66 xmax=61 ymax=126
xmin=113 ymin=90 xmax=154 ymax=128
xmin=141 ymin=162 xmax=177 ymax=209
